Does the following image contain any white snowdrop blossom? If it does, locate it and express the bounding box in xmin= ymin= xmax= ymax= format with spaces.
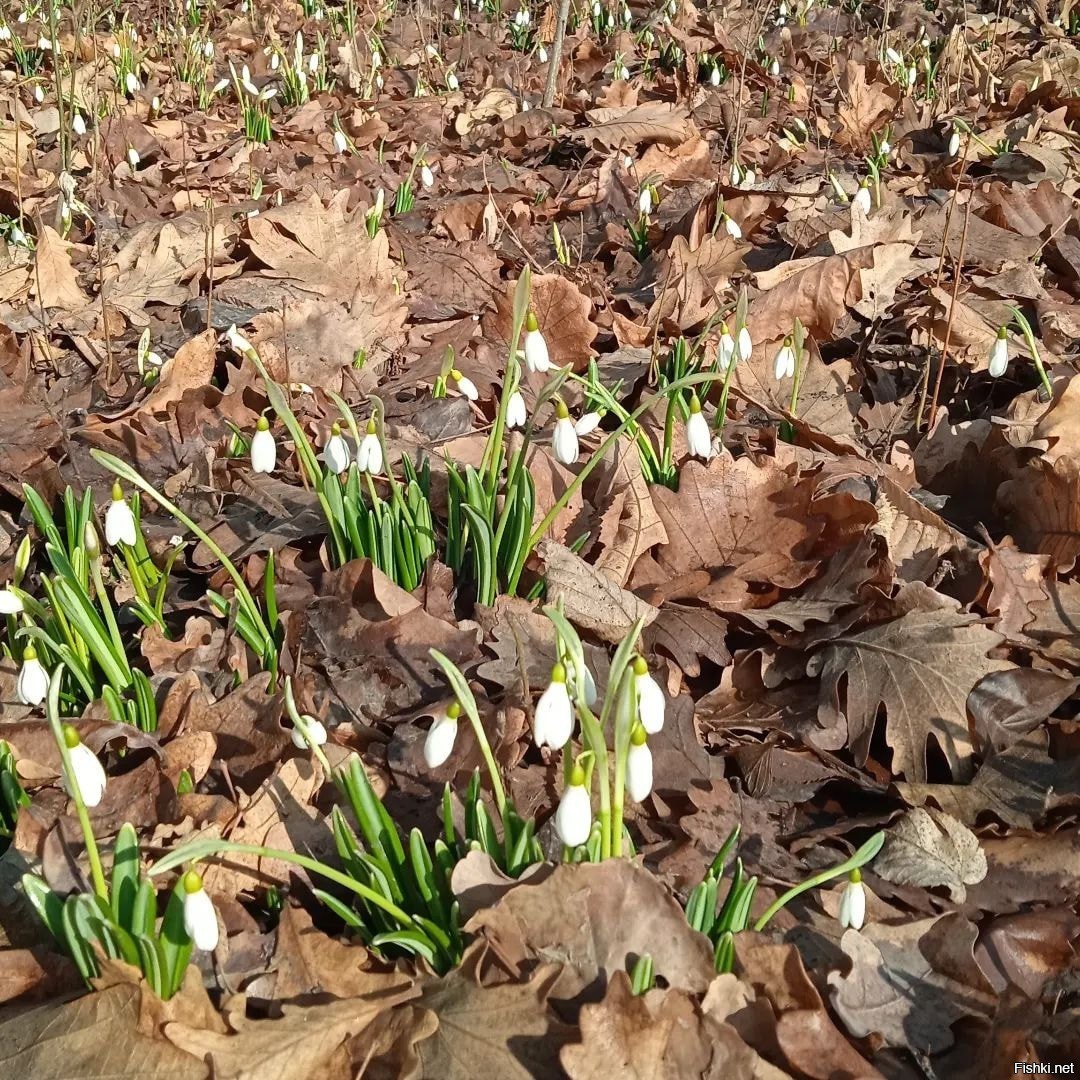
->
xmin=717 ymin=323 xmax=736 ymax=371
xmin=506 ymin=389 xmax=527 ymax=429
xmin=638 ymin=186 xmax=653 ymax=216
xmin=105 ymin=483 xmax=138 ymax=547
xmin=988 ymin=326 xmax=1009 ymax=378
xmin=126 ymin=146 xmax=140 ymax=169
xmin=538 ymin=45 xmax=548 ymax=62
xmin=773 ymin=336 xmax=797 ymax=380
xmin=885 ymin=47 xmax=903 ymax=65
xmin=452 ymin=369 xmax=478 ymax=401
xmin=722 ymin=213 xmax=742 ymax=240
xmin=633 ymin=656 xmax=666 ymax=733
xmin=423 ymin=702 xmax=460 ymax=768
xmin=420 ymin=162 xmax=434 ymax=188
xmin=948 ymin=130 xmax=961 ymax=156
xmin=290 ymin=714 xmax=328 ymax=750
xmin=0 ymin=587 xmax=23 ymax=614
xmin=333 ymin=128 xmax=348 ymax=153
xmin=61 ymin=724 xmax=107 ymax=806
xmin=34 ymin=84 xmax=45 ymax=103
xmin=767 ymin=57 xmax=780 ymax=76
xmin=574 ymin=411 xmax=602 ymax=437
xmin=250 ymin=416 xmax=276 ymax=474
xmin=838 ymin=870 xmax=866 ymax=930
xmin=182 ymin=871 xmax=220 ymax=951
xmin=72 ymin=112 xmax=86 ymax=136
xmin=446 ymin=71 xmax=459 ymax=91
xmin=323 ymin=422 xmax=352 ymax=475
xmin=523 ymin=312 xmax=551 ymax=372
xmin=125 ymin=71 xmax=139 ymax=95
xmin=226 ymin=324 xmax=254 ymax=356
xmin=357 ymin=418 xmax=383 ymax=475
xmin=684 ymin=394 xmax=712 ymax=461
xmin=552 ymin=401 xmax=580 ymax=465
xmin=626 ymin=725 xmax=653 ymax=802
xmin=710 ymin=64 xmax=720 ymax=86
xmin=852 ymin=180 xmax=872 ymax=213
xmin=17 ymin=645 xmax=49 ymax=707
xmin=534 ymin=663 xmax=574 ymax=748
xmin=736 ymin=325 xmax=753 ymax=363
xmin=555 ymin=764 xmax=592 ymax=847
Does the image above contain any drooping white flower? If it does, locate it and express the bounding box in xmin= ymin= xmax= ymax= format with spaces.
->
xmin=768 ymin=57 xmax=780 ymax=76
xmin=452 ymin=369 xmax=479 ymax=401
xmin=710 ymin=64 xmax=720 ymax=86
xmin=988 ymin=326 xmax=1009 ymax=378
xmin=736 ymin=325 xmax=753 ymax=363
xmin=555 ymin=765 xmax=592 ymax=847
xmin=323 ymin=422 xmax=352 ymax=475
xmin=126 ymin=146 xmax=140 ymax=169
xmin=717 ymin=323 xmax=736 ymax=371
xmin=124 ymin=71 xmax=139 ymax=95
xmin=240 ymin=65 xmax=259 ymax=96
xmin=773 ymin=336 xmax=797 ymax=380
xmin=182 ymin=870 xmax=220 ymax=951
xmin=333 ymin=128 xmax=348 ymax=153
xmin=506 ymin=389 xmax=527 ymax=429
xmin=226 ymin=323 xmax=254 ymax=356
xmin=420 ymin=162 xmax=434 ymax=188
xmin=151 ymin=95 xmax=160 ymax=113
xmin=625 ymin=725 xmax=653 ymax=802
xmin=250 ymin=416 xmax=276 ymax=474
xmin=838 ymin=870 xmax=866 ymax=930
xmin=722 ymin=213 xmax=742 ymax=240
xmin=0 ymin=25 xmax=10 ymax=41
xmin=885 ymin=47 xmax=903 ymax=65
xmin=728 ymin=161 xmax=742 ymax=186
xmin=290 ymin=713 xmax=328 ymax=749
xmin=17 ymin=645 xmax=48 ymax=707
xmin=638 ymin=186 xmax=653 ymax=216
xmin=879 ymin=138 xmax=891 ymax=156
xmin=852 ymin=179 xmax=872 ymax=213
xmin=72 ymin=112 xmax=86 ymax=136
xmin=684 ymin=394 xmax=712 ymax=461
xmin=105 ymin=483 xmax=138 ymax=547
xmin=523 ymin=312 xmax=551 ymax=372
xmin=453 ymin=2 xmax=462 ymax=17
xmin=357 ymin=418 xmax=383 ymax=475
xmin=633 ymin=656 xmax=666 ymax=733
xmin=538 ymin=45 xmax=548 ymax=62
xmin=534 ymin=663 xmax=573 ymax=748
xmin=743 ymin=168 xmax=757 ymax=187
xmin=575 ymin=411 xmax=602 ymax=437
xmin=446 ymin=71 xmax=459 ymax=91
xmin=371 ymin=48 xmax=382 ymax=69
xmin=61 ymin=724 xmax=107 ymax=806
xmin=424 ymin=702 xmax=460 ymax=768
xmin=0 ymin=587 xmax=24 ymax=614
xmin=552 ymin=401 xmax=579 ymax=466
xmin=948 ymin=130 xmax=960 ymax=156
xmin=34 ymin=84 xmax=45 ymax=103
xmin=204 ymin=40 xmax=215 ymax=58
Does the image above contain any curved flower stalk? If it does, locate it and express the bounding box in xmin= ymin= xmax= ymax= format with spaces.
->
xmin=0 ymin=741 xmax=29 ymax=854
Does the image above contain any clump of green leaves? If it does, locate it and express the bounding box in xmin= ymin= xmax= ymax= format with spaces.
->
xmin=0 ymin=742 xmax=28 ymax=854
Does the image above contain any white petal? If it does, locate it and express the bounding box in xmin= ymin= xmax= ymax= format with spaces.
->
xmin=534 ymin=681 xmax=572 ymax=747
xmin=291 ymin=716 xmax=327 ymax=749
xmin=552 ymin=418 xmax=579 ymax=465
xmin=0 ymin=588 xmax=24 ymax=614
xmin=524 ymin=329 xmax=551 ymax=372
xmin=456 ymin=376 xmax=479 ymax=401
xmin=183 ymin=886 xmax=220 ymax=950
xmin=324 ymin=434 xmax=352 ymax=474
xmin=17 ymin=658 xmax=48 ymax=707
xmin=626 ymin=742 xmax=653 ymax=802
xmin=574 ymin=412 xmax=601 ymax=437
xmin=506 ymin=391 xmax=527 ymax=429
xmin=66 ymin=742 xmax=107 ymax=806
xmin=424 ymin=715 xmax=458 ymax=768
xmin=685 ymin=412 xmax=712 ymax=460
xmin=636 ymin=673 xmax=666 ymax=733
xmin=554 ymin=784 xmax=592 ymax=847
xmin=251 ymin=428 xmax=277 ymax=473
xmin=737 ymin=327 xmax=753 ymax=362
xmin=333 ymin=129 xmax=348 ymax=153
xmin=988 ymin=338 xmax=1009 ymax=378
xmin=105 ymin=500 xmax=138 ymax=547
xmin=839 ymin=881 xmax=866 ymax=930
xmin=358 ymin=433 xmax=383 ymax=475
xmin=718 ymin=334 xmax=736 ymax=371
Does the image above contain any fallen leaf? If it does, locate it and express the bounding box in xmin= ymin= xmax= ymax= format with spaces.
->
xmin=31 ymin=222 xmax=87 ymax=311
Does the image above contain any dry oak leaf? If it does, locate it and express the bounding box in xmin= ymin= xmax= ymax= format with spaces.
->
xmin=484 ymin=273 xmax=597 ymax=371
xmin=561 ymin=972 xmax=766 ymax=1080
xmin=651 ymin=458 xmax=819 ymax=591
xmin=874 ymin=806 xmax=987 ymax=902
xmin=997 ymin=454 xmax=1080 ymax=572
xmin=809 ymin=606 xmax=1012 ymax=782
xmin=538 ymin=539 xmax=659 ymax=644
xmin=649 ymin=233 xmax=748 ymax=329
xmin=0 ymin=983 xmax=207 ymax=1078
xmin=981 ymin=538 xmax=1051 ymax=643
xmin=833 ymin=61 xmax=900 ymax=148
xmin=135 ymin=331 xmax=218 ymax=417
xmin=31 ymin=222 xmax=88 ymax=311
xmin=578 ymin=100 xmax=695 ymax=149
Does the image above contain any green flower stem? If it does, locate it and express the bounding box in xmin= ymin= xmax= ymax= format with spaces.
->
xmin=751 ymin=831 xmax=885 ymax=932
xmin=283 ymin=677 xmax=333 ymax=776
xmin=578 ymin=705 xmax=612 ymax=858
xmin=430 ymin=650 xmax=508 ymax=818
xmin=89 ymin=558 xmax=126 ymax=677
xmin=713 ymin=354 xmax=738 ymax=437
xmin=609 ymin=671 xmax=635 ymax=859
xmin=89 ymin=451 xmax=274 ymax=662
xmin=1009 ymin=306 xmax=1053 ymax=400
xmin=565 ymin=370 xmax=662 ymax=475
xmin=46 ymin=665 xmax=107 ymax=900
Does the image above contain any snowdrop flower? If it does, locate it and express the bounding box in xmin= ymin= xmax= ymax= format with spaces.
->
xmin=38 ymin=35 xmax=53 ymax=50
xmin=773 ymin=336 xmax=797 ymax=380
xmin=684 ymin=395 xmax=712 ymax=461
xmin=371 ymin=48 xmax=382 ymax=69
xmin=710 ymin=64 xmax=720 ymax=86
xmin=768 ymin=57 xmax=780 ymax=77
xmin=61 ymin=724 xmax=107 ymax=806
xmin=240 ymin=65 xmax=259 ymax=96
xmin=717 ymin=322 xmax=736 ymax=371
xmin=420 ymin=162 xmax=434 ymax=188
xmin=34 ymin=84 xmax=45 ymax=103
xmin=728 ymin=161 xmax=743 ymax=186
xmin=424 ymin=702 xmax=460 ymax=768
xmin=308 ymin=53 xmax=319 ymax=74
xmin=575 ymin=410 xmax=602 ymax=437
xmin=524 ymin=312 xmax=551 ymax=372
xmin=722 ymin=213 xmax=742 ymax=240
xmin=0 ymin=25 xmax=9 ymax=41
xmin=552 ymin=401 xmax=580 ymax=465
xmin=375 ymin=73 xmax=384 ymax=90
xmin=72 ymin=112 xmax=86 ymax=136
xmin=606 ymin=10 xmax=615 ymax=28
xmin=333 ymin=127 xmax=348 ymax=153
xmin=885 ymin=47 xmax=903 ymax=65
xmin=948 ymin=130 xmax=960 ymax=156
xmin=324 ymin=422 xmax=352 ymax=475
xmin=613 ymin=59 xmax=629 ymax=80
xmin=905 ymin=64 xmax=917 ymax=87
xmin=506 ymin=389 xmax=527 ymax=429
xmin=151 ymin=95 xmax=160 ymax=114
xmin=125 ymin=71 xmax=139 ymax=95
xmin=270 ymin=51 xmax=281 ymax=71
xmin=743 ymin=167 xmax=757 ymax=187
xmin=567 ymin=662 xmax=598 ymax=708
xmin=453 ymin=2 xmax=462 ymax=17
xmin=126 ymin=146 xmax=140 ymax=169
xmin=0 ymin=587 xmax=24 ymax=614
xmin=534 ymin=663 xmax=573 ymax=748
xmin=736 ymin=324 xmax=753 ymax=363
xmin=838 ymin=869 xmax=866 ymax=930
xmin=259 ymin=86 xmax=278 ymax=102
xmin=290 ymin=714 xmax=327 ymax=750
xmin=357 ymin=418 xmax=383 ymax=475
xmin=105 ymin=483 xmax=137 ymax=547
xmin=633 ymin=656 xmax=666 ymax=733
xmin=538 ymin=45 xmax=548 ymax=62
xmin=625 ymin=725 xmax=653 ymax=802
xmin=212 ymin=78 xmax=229 ymax=95
xmin=555 ymin=763 xmax=592 ymax=847
xmin=638 ymin=186 xmax=653 ymax=215
xmin=452 ymin=369 xmax=479 ymax=400
xmin=17 ymin=645 xmax=48 ymax=707
xmin=852 ymin=179 xmax=872 ymax=213
xmin=879 ymin=138 xmax=891 ymax=155
xmin=446 ymin=71 xmax=459 ymax=91
xmin=204 ymin=40 xmax=215 ymax=58
xmin=592 ymin=0 xmax=602 ymax=13
xmin=226 ymin=323 xmax=254 ymax=356
xmin=182 ymin=871 xmax=220 ymax=951
xmin=988 ymin=326 xmax=1008 ymax=377
xmin=250 ymin=416 xmax=276 ymax=474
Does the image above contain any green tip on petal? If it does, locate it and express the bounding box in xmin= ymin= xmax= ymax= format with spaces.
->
xmin=849 ymin=867 xmax=862 ymax=884
xmin=446 ymin=701 xmax=462 ymax=720
xmin=632 ymin=655 xmax=649 ymax=676
xmin=331 ymin=422 xmax=341 ymax=436
xmin=997 ymin=326 xmax=1008 ymax=340
xmin=62 ymin=723 xmax=80 ymax=749
xmin=23 ymin=644 xmax=38 ymax=662
xmin=526 ymin=312 xmax=539 ymax=332
xmin=450 ymin=368 xmax=463 ymax=380
xmin=720 ymin=321 xmax=730 ymax=334
xmin=551 ymin=661 xmax=567 ymax=684
xmin=569 ymin=762 xmax=586 ymax=787
xmin=630 ymin=723 xmax=648 ymax=747
xmin=182 ymin=869 xmax=203 ymax=894
xmin=256 ymin=416 xmax=270 ymax=432
xmin=689 ymin=394 xmax=702 ymax=415
xmin=366 ymin=417 xmax=377 ymax=435
xmin=111 ymin=481 xmax=124 ymax=502
xmin=555 ymin=400 xmax=570 ymax=420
